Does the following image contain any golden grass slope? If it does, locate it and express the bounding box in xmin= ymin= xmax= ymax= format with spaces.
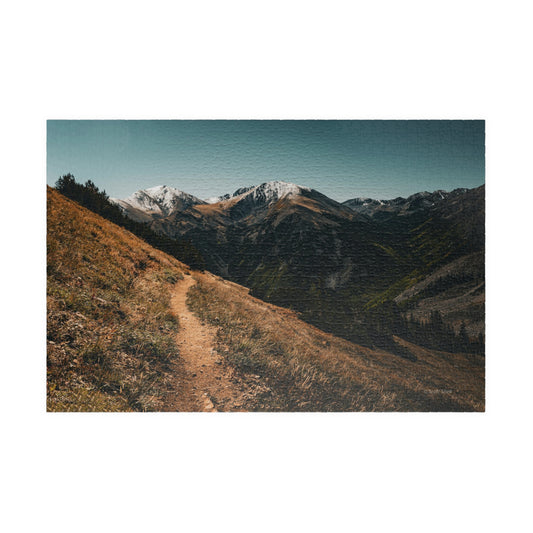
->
xmin=188 ymin=272 xmax=484 ymax=411
xmin=47 ymin=187 xmax=188 ymax=411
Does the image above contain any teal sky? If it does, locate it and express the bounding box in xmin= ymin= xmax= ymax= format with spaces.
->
xmin=47 ymin=120 xmax=485 ymax=201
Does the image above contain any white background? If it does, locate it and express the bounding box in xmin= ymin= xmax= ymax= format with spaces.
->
xmin=1 ymin=1 xmax=532 ymax=532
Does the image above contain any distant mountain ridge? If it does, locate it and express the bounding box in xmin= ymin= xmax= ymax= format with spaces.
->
xmin=113 ymin=181 xmax=476 ymax=220
xmin=342 ymin=188 xmax=470 ymax=217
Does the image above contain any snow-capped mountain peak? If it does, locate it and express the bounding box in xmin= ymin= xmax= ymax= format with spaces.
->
xmin=204 ymin=181 xmax=308 ymax=205
xmin=111 ymin=185 xmax=205 ymax=217
xmin=244 ymin=181 xmax=310 ymax=202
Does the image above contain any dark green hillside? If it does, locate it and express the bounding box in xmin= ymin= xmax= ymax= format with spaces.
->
xmin=236 ymin=186 xmax=484 ymax=354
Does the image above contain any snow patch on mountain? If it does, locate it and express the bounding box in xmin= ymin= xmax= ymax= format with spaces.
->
xmin=205 ymin=195 xmax=229 ymax=204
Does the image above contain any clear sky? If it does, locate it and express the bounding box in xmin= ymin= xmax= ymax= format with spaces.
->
xmin=47 ymin=120 xmax=484 ymax=202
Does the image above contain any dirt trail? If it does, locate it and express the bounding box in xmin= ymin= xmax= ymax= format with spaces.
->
xmin=168 ymin=275 xmax=247 ymax=412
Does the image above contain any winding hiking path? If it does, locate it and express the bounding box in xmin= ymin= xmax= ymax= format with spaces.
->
xmin=169 ymin=275 xmax=246 ymax=412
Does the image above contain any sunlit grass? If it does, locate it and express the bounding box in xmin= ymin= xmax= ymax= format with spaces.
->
xmin=47 ymin=187 xmax=186 ymax=412
xmin=187 ymin=274 xmax=484 ymax=411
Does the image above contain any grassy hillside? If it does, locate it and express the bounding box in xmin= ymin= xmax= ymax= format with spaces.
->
xmin=47 ymin=187 xmax=187 ymax=411
xmin=188 ymin=273 xmax=484 ymax=411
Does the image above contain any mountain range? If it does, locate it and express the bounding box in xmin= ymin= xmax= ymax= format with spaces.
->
xmin=111 ymin=181 xmax=473 ymax=220
xmin=110 ymin=180 xmax=485 ymax=353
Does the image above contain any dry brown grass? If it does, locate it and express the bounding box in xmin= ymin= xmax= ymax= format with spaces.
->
xmin=47 ymin=187 xmax=188 ymax=411
xmin=187 ymin=272 xmax=484 ymax=411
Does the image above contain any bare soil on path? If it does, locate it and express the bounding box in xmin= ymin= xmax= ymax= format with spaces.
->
xmin=168 ymin=275 xmax=248 ymax=412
